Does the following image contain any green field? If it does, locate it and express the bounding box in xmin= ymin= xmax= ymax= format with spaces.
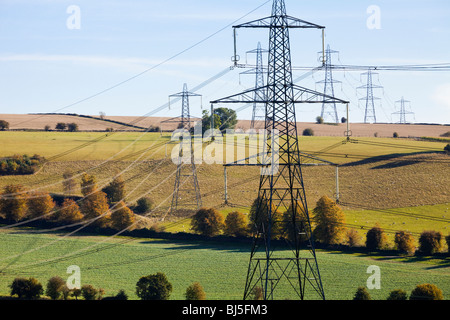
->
xmin=0 ymin=131 xmax=446 ymax=163
xmin=0 ymin=229 xmax=448 ymax=300
xmin=0 ymin=131 xmax=449 ymax=300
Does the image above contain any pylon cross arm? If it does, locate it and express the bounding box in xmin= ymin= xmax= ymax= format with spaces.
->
xmin=233 ymin=15 xmax=324 ymax=29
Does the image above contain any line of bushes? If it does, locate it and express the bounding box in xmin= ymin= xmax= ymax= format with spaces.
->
xmin=0 ymin=154 xmax=45 ymax=176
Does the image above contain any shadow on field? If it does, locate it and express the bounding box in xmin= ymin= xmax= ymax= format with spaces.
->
xmin=341 ymin=151 xmax=441 ymax=168
xmin=138 ymin=238 xmax=252 ymax=253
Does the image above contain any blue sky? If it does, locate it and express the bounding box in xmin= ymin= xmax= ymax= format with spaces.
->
xmin=0 ymin=0 xmax=449 ymax=124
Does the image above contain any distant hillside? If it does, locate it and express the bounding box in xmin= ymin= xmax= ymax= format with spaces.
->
xmin=0 ymin=113 xmax=449 ymax=138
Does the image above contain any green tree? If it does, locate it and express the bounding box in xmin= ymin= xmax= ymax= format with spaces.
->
xmin=185 ymin=282 xmax=206 ymax=300
xmin=224 ymin=211 xmax=248 ymax=237
xmin=201 ymin=110 xmax=221 ymax=134
xmin=9 ymin=277 xmax=43 ymax=300
xmin=110 ymin=201 xmax=135 ymax=230
xmin=67 ymin=122 xmax=79 ymax=132
xmin=0 ymin=185 xmax=28 ymax=222
xmin=55 ymin=122 xmax=67 ymax=131
xmin=0 ymin=119 xmax=9 ymax=131
xmin=410 ymin=283 xmax=443 ymax=300
xmin=191 ymin=207 xmax=225 ymax=237
xmin=102 ymin=175 xmax=126 ymax=205
xmin=444 ymin=143 xmax=450 ymax=154
xmin=46 ymin=276 xmax=66 ymax=300
xmin=387 ymin=289 xmax=408 ymax=300
xmin=418 ymin=230 xmax=442 ymax=255
xmin=248 ymin=196 xmax=283 ymax=238
xmin=316 ymin=116 xmax=324 ymax=124
xmin=302 ymin=128 xmax=314 ymax=136
xmin=81 ymin=284 xmax=99 ymax=300
xmin=312 ymin=196 xmax=346 ymax=245
xmin=214 ymin=107 xmax=237 ymax=131
xmin=134 ymin=196 xmax=154 ymax=214
xmin=365 ymin=224 xmax=388 ymax=251
xmin=353 ymin=286 xmax=371 ymax=300
xmin=136 ymin=272 xmax=173 ymax=300
xmin=282 ymin=203 xmax=309 ymax=243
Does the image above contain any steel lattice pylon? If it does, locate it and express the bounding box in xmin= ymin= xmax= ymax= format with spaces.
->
xmin=392 ymin=96 xmax=414 ymax=124
xmin=317 ymin=45 xmax=341 ymax=123
xmin=211 ymin=0 xmax=348 ymax=300
xmin=169 ymin=83 xmax=202 ymax=213
xmin=358 ymin=69 xmax=383 ymax=124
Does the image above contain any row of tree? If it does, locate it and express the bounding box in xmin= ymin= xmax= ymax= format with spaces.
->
xmin=353 ymin=284 xmax=444 ymax=300
xmin=7 ymin=272 xmax=205 ymax=300
xmin=0 ymin=154 xmax=45 ymax=175
xmin=0 ymin=173 xmax=141 ymax=231
xmin=189 ymin=195 xmax=450 ymax=256
xmin=8 ymin=274 xmax=443 ymax=300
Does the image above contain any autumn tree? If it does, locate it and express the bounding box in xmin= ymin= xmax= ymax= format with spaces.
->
xmin=81 ymin=190 xmax=110 ymax=228
xmin=46 ymin=276 xmax=66 ymax=300
xmin=0 ymin=184 xmax=28 ymax=222
xmin=224 ymin=211 xmax=248 ymax=237
xmin=312 ymin=196 xmax=346 ymax=245
xmin=80 ymin=173 xmax=97 ymax=197
xmin=110 ymin=201 xmax=135 ymax=230
xmin=394 ymin=231 xmax=415 ymax=255
xmin=27 ymin=191 xmax=55 ymax=219
xmin=185 ymin=282 xmax=206 ymax=300
xmin=57 ymin=198 xmax=84 ymax=223
xmin=9 ymin=277 xmax=43 ymax=299
xmin=191 ymin=207 xmax=225 ymax=237
xmin=410 ymin=283 xmax=443 ymax=300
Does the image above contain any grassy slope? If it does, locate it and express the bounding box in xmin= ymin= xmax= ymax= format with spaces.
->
xmin=0 ymin=230 xmax=448 ymax=300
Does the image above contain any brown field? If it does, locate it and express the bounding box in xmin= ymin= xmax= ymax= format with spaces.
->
xmin=1 ymin=113 xmax=449 ymax=138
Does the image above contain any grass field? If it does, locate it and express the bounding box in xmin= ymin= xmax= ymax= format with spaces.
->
xmin=0 ymin=229 xmax=448 ymax=300
xmin=0 ymin=130 xmax=449 ymax=300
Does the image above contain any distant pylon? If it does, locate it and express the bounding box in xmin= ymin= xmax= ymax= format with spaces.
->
xmin=392 ymin=97 xmax=414 ymax=124
xmin=169 ymin=83 xmax=202 ymax=213
xmin=250 ymin=42 xmax=267 ymax=129
xmin=316 ymin=45 xmax=341 ymax=123
xmin=211 ymin=0 xmax=348 ymax=300
xmin=358 ymin=69 xmax=383 ymax=123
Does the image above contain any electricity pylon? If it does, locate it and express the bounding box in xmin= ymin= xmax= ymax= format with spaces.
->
xmin=241 ymin=42 xmax=267 ymax=129
xmin=169 ymin=83 xmax=202 ymax=213
xmin=392 ymin=96 xmax=414 ymax=124
xmin=211 ymin=0 xmax=348 ymax=300
xmin=316 ymin=45 xmax=341 ymax=123
xmin=358 ymin=69 xmax=383 ymax=124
